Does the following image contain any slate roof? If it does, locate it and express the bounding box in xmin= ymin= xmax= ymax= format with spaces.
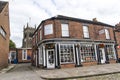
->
xmin=0 ymin=1 xmax=7 ymax=13
xmin=49 ymin=15 xmax=114 ymax=27
xmin=33 ymin=15 xmax=114 ymax=35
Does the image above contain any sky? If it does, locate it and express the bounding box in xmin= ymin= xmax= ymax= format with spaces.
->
xmin=1 ymin=0 xmax=120 ymax=48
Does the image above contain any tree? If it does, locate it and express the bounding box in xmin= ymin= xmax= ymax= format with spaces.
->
xmin=9 ymin=40 xmax=16 ymax=48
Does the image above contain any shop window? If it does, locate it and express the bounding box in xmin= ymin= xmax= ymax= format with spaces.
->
xmin=59 ymin=44 xmax=74 ymax=64
xmin=22 ymin=49 xmax=27 ymax=60
xmin=106 ymin=45 xmax=115 ymax=59
xmin=61 ymin=24 xmax=69 ymax=37
xmin=83 ymin=25 xmax=89 ymax=38
xmin=44 ymin=24 xmax=53 ymax=35
xmin=80 ymin=44 xmax=96 ymax=62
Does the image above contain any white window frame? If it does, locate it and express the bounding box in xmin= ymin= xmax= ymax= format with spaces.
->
xmin=44 ymin=24 xmax=53 ymax=35
xmin=61 ymin=24 xmax=69 ymax=37
xmin=83 ymin=25 xmax=89 ymax=38
xmin=105 ymin=29 xmax=110 ymax=39
xmin=22 ymin=49 xmax=27 ymax=60
xmin=59 ymin=44 xmax=75 ymax=64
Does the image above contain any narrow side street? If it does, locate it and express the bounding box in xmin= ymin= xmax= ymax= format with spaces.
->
xmin=0 ymin=63 xmax=43 ymax=80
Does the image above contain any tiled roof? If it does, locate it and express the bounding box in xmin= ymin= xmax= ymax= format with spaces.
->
xmin=0 ymin=1 xmax=7 ymax=13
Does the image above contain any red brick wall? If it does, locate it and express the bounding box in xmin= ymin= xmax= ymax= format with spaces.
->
xmin=40 ymin=20 xmax=114 ymax=41
xmin=17 ymin=49 xmax=32 ymax=63
xmin=0 ymin=3 xmax=10 ymax=69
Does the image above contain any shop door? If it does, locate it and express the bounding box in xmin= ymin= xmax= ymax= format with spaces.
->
xmin=99 ymin=48 xmax=106 ymax=63
xmin=47 ymin=49 xmax=55 ymax=68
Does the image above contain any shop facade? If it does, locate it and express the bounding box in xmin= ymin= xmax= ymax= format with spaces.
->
xmin=32 ymin=15 xmax=118 ymax=69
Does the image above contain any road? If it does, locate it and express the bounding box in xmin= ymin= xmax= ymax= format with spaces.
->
xmin=0 ymin=63 xmax=43 ymax=80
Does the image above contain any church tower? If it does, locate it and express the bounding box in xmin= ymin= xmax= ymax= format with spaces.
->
xmin=22 ymin=23 xmax=36 ymax=48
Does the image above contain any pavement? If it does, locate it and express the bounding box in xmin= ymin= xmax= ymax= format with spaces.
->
xmin=1 ymin=63 xmax=120 ymax=80
xmin=0 ymin=64 xmax=16 ymax=73
xmin=31 ymin=63 xmax=120 ymax=80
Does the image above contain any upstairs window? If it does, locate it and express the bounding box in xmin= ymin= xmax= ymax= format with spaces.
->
xmin=40 ymin=30 xmax=42 ymax=40
xmin=105 ymin=29 xmax=110 ymax=39
xmin=61 ymin=24 xmax=69 ymax=37
xmin=0 ymin=26 xmax=6 ymax=38
xmin=44 ymin=24 xmax=53 ymax=35
xmin=83 ymin=25 xmax=89 ymax=38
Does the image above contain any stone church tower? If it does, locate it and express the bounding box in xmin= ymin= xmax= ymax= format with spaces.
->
xmin=22 ymin=23 xmax=36 ymax=48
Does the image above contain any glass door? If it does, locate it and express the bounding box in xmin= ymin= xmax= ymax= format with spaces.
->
xmin=47 ymin=49 xmax=55 ymax=68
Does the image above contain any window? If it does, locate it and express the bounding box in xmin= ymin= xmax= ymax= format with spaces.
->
xmin=0 ymin=26 xmax=6 ymax=38
xmin=40 ymin=30 xmax=42 ymax=40
xmin=61 ymin=24 xmax=69 ymax=37
xmin=44 ymin=24 xmax=53 ymax=35
xmin=83 ymin=25 xmax=89 ymax=38
xmin=106 ymin=45 xmax=115 ymax=59
xmin=105 ymin=29 xmax=110 ymax=39
xmin=22 ymin=49 xmax=27 ymax=60
xmin=39 ymin=47 xmax=43 ymax=64
xmin=36 ymin=33 xmax=37 ymax=43
xmin=59 ymin=44 xmax=74 ymax=64
xmin=80 ymin=44 xmax=96 ymax=62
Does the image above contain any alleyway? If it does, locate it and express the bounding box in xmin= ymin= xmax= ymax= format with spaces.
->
xmin=0 ymin=63 xmax=43 ymax=80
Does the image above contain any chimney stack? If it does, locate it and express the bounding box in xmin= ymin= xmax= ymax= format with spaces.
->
xmin=93 ymin=18 xmax=97 ymax=22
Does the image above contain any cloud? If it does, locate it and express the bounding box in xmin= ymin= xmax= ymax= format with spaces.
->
xmin=1 ymin=0 xmax=120 ymax=47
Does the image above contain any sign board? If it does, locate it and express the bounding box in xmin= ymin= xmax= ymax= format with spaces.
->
xmin=99 ymin=29 xmax=105 ymax=35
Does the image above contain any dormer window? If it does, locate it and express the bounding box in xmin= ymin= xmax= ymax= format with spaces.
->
xmin=44 ymin=24 xmax=53 ymax=35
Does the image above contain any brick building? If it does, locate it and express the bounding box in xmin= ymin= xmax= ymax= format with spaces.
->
xmin=16 ymin=23 xmax=35 ymax=63
xmin=114 ymin=23 xmax=120 ymax=60
xmin=32 ymin=15 xmax=117 ymax=69
xmin=0 ymin=1 xmax=10 ymax=69
xmin=17 ymin=48 xmax=32 ymax=63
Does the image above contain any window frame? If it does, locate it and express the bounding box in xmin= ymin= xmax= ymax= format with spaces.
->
xmin=61 ymin=24 xmax=69 ymax=37
xmin=80 ymin=43 xmax=96 ymax=62
xmin=83 ymin=25 xmax=90 ymax=38
xmin=0 ymin=26 xmax=6 ymax=38
xmin=22 ymin=49 xmax=27 ymax=60
xmin=59 ymin=44 xmax=75 ymax=64
xmin=105 ymin=29 xmax=110 ymax=39
xmin=44 ymin=24 xmax=53 ymax=35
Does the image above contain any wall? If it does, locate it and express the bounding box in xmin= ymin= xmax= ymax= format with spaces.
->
xmin=0 ymin=3 xmax=10 ymax=69
xmin=17 ymin=48 xmax=32 ymax=63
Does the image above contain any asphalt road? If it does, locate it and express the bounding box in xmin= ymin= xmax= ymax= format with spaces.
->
xmin=0 ymin=63 xmax=43 ymax=80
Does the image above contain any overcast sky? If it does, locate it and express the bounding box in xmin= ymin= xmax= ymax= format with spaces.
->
xmin=1 ymin=0 xmax=120 ymax=48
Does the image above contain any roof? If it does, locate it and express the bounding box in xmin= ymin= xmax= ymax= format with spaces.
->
xmin=33 ymin=15 xmax=114 ymax=36
xmin=0 ymin=1 xmax=7 ymax=13
xmin=50 ymin=15 xmax=114 ymax=27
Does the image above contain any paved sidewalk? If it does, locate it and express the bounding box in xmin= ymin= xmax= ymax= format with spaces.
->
xmin=0 ymin=64 xmax=16 ymax=73
xmin=31 ymin=63 xmax=120 ymax=80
